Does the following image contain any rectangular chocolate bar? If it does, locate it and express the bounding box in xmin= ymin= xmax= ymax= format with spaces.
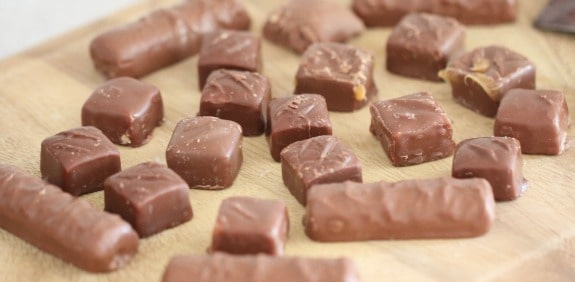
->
xmin=304 ymin=178 xmax=495 ymax=242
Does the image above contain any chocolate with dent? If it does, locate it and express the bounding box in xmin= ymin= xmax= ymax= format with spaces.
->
xmin=90 ymin=0 xmax=251 ymax=78
xmin=166 ymin=116 xmax=243 ymax=189
xmin=386 ymin=13 xmax=465 ymax=82
xmin=352 ymin=0 xmax=517 ymax=27
xmin=104 ymin=162 xmax=193 ymax=238
xmin=494 ymin=89 xmax=570 ymax=155
xmin=199 ymin=70 xmax=271 ymax=136
xmin=267 ymin=94 xmax=332 ymax=162
xmin=304 ymin=178 xmax=495 ymax=242
xmin=162 ymin=253 xmax=359 ymax=282
xmin=439 ymin=45 xmax=536 ymax=117
xmin=0 ymin=165 xmax=139 ymax=273
xmin=453 ymin=137 xmax=527 ymax=201
xmin=295 ymin=42 xmax=377 ymax=112
xmin=369 ymin=92 xmax=455 ymax=167
xmin=41 ymin=126 xmax=121 ymax=196
xmin=263 ymin=0 xmax=365 ymax=54
xmin=210 ymin=197 xmax=289 ymax=255
xmin=534 ymin=0 xmax=575 ymax=34
xmin=280 ymin=135 xmax=362 ymax=205
xmin=82 ymin=77 xmax=164 ymax=147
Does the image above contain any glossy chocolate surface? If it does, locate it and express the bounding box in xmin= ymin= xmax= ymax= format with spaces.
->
xmin=263 ymin=0 xmax=364 ymax=54
xmin=82 ymin=77 xmax=164 ymax=147
xmin=439 ymin=45 xmax=536 ymax=117
xmin=162 ymin=253 xmax=359 ymax=282
xmin=280 ymin=135 xmax=362 ymax=205
xmin=41 ymin=126 xmax=121 ymax=196
xmin=0 ymin=165 xmax=139 ymax=272
xmin=304 ymin=178 xmax=495 ymax=242
xmin=210 ymin=197 xmax=289 ymax=255
xmin=369 ymin=92 xmax=455 ymax=166
xmin=295 ymin=42 xmax=377 ymax=112
xmin=199 ymin=70 xmax=271 ymax=136
xmin=534 ymin=0 xmax=575 ymax=34
xmin=90 ymin=0 xmax=251 ymax=78
xmin=386 ymin=13 xmax=465 ymax=82
xmin=267 ymin=94 xmax=332 ymax=162
xmin=166 ymin=116 xmax=243 ymax=189
xmin=104 ymin=162 xmax=193 ymax=238
xmin=494 ymin=89 xmax=570 ymax=155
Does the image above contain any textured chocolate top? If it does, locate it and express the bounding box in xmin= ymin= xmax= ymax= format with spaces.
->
xmin=199 ymin=30 xmax=261 ymax=71
xmin=202 ymin=70 xmax=270 ymax=109
xmin=269 ymin=94 xmax=332 ymax=135
xmin=162 ymin=253 xmax=359 ymax=282
xmin=535 ymin=0 xmax=575 ymax=34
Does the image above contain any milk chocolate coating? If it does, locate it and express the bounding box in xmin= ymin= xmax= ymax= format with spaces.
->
xmin=295 ymin=42 xmax=377 ymax=112
xmin=453 ymin=137 xmax=527 ymax=201
xmin=267 ymin=94 xmax=332 ymax=162
xmin=534 ymin=0 xmax=575 ymax=34
xmin=280 ymin=136 xmax=362 ymax=205
xmin=369 ymin=92 xmax=455 ymax=167
xmin=263 ymin=0 xmax=365 ymax=54
xmin=82 ymin=77 xmax=164 ymax=147
xmin=386 ymin=13 xmax=465 ymax=82
xmin=104 ymin=162 xmax=193 ymax=238
xmin=90 ymin=0 xmax=251 ymax=78
xmin=199 ymin=70 xmax=271 ymax=136
xmin=439 ymin=45 xmax=536 ymax=117
xmin=162 ymin=253 xmax=359 ymax=282
xmin=198 ymin=30 xmax=262 ymax=90
xmin=210 ymin=197 xmax=289 ymax=255
xmin=304 ymin=178 xmax=495 ymax=242
xmin=494 ymin=89 xmax=570 ymax=155
xmin=41 ymin=126 xmax=121 ymax=196
xmin=166 ymin=116 xmax=243 ymax=189
xmin=0 ymin=165 xmax=139 ymax=272
xmin=352 ymin=0 xmax=517 ymax=27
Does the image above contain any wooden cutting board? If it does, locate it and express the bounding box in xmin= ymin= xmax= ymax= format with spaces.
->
xmin=1 ymin=0 xmax=574 ymax=281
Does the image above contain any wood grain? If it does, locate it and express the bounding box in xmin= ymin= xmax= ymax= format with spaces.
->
xmin=1 ymin=0 xmax=574 ymax=281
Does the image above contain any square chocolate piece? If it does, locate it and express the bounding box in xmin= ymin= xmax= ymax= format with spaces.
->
xmin=452 ymin=137 xmax=527 ymax=201
xmin=210 ymin=197 xmax=289 ymax=255
xmin=40 ymin=126 xmax=121 ymax=196
xmin=386 ymin=13 xmax=465 ymax=82
xmin=199 ymin=70 xmax=271 ymax=136
xmin=370 ymin=92 xmax=455 ymax=166
xmin=267 ymin=94 xmax=332 ymax=162
xmin=197 ymin=30 xmax=261 ymax=90
xmin=166 ymin=116 xmax=243 ymax=189
xmin=439 ymin=45 xmax=536 ymax=117
xmin=534 ymin=0 xmax=575 ymax=34
xmin=280 ymin=135 xmax=362 ymax=205
xmin=263 ymin=0 xmax=365 ymax=54
xmin=104 ymin=162 xmax=193 ymax=238
xmin=295 ymin=42 xmax=377 ymax=112
xmin=494 ymin=89 xmax=570 ymax=155
xmin=82 ymin=77 xmax=164 ymax=147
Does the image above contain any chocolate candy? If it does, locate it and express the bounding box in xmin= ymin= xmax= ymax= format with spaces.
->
xmin=0 ymin=165 xmax=138 ymax=272
xmin=104 ymin=162 xmax=193 ymax=238
xmin=82 ymin=77 xmax=164 ymax=147
xmin=453 ymin=137 xmax=527 ymax=201
xmin=162 ymin=253 xmax=359 ymax=282
xmin=281 ymin=136 xmax=362 ymax=205
xmin=198 ymin=30 xmax=262 ymax=90
xmin=295 ymin=42 xmax=377 ymax=112
xmin=534 ymin=0 xmax=575 ymax=34
xmin=386 ymin=13 xmax=465 ymax=82
xmin=90 ymin=0 xmax=251 ymax=78
xmin=267 ymin=94 xmax=332 ymax=162
xmin=210 ymin=197 xmax=289 ymax=255
xmin=41 ymin=126 xmax=121 ymax=196
xmin=494 ymin=89 xmax=570 ymax=155
xmin=369 ymin=92 xmax=455 ymax=166
xmin=166 ymin=116 xmax=243 ymax=189
xmin=263 ymin=0 xmax=365 ymax=54
xmin=199 ymin=70 xmax=271 ymax=136
xmin=304 ymin=178 xmax=495 ymax=242
xmin=352 ymin=0 xmax=517 ymax=27
xmin=439 ymin=45 xmax=536 ymax=117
